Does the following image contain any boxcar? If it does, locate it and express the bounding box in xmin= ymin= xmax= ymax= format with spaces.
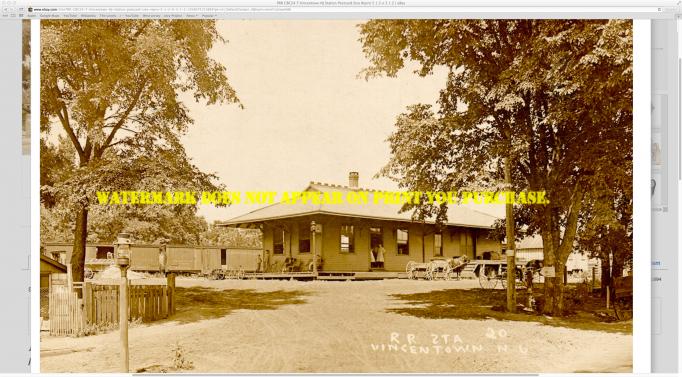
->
xmin=42 ymin=242 xmax=262 ymax=274
xmin=130 ymin=245 xmax=161 ymax=271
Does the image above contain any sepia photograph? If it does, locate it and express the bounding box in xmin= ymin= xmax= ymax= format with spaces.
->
xmin=39 ymin=19 xmax=633 ymax=373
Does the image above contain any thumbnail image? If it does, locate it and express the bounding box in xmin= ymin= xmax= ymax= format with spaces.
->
xmin=39 ymin=19 xmax=633 ymax=373
xmin=22 ymin=19 xmax=30 ymax=155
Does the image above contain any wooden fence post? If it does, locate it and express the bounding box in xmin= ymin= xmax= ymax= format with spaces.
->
xmin=161 ymin=286 xmax=168 ymax=318
xmin=51 ymin=280 xmax=176 ymax=335
xmin=129 ymin=285 xmax=135 ymax=320
xmin=167 ymin=273 xmax=176 ymax=315
xmin=66 ymin=264 xmax=73 ymax=291
xmin=84 ymin=283 xmax=92 ymax=324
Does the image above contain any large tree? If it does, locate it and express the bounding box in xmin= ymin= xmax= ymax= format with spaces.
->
xmin=40 ymin=20 xmax=240 ymax=284
xmin=360 ymin=20 xmax=632 ymax=315
xmin=40 ymin=135 xmax=222 ymax=246
xmin=576 ymin=188 xmax=633 ymax=296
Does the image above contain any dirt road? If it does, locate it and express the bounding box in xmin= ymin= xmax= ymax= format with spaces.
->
xmin=40 ymin=278 xmax=632 ymax=373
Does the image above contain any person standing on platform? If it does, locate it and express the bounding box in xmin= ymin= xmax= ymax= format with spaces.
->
xmin=376 ymin=244 xmax=385 ymax=269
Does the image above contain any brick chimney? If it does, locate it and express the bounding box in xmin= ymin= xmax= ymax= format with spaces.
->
xmin=348 ymin=172 xmax=359 ymax=188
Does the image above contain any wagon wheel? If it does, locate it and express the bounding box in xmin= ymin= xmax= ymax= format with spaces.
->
xmin=429 ymin=265 xmax=439 ymax=280
xmin=501 ymin=264 xmax=519 ymax=290
xmin=405 ymin=261 xmax=416 ymax=280
xmin=211 ymin=269 xmax=224 ymax=280
xmin=443 ymin=264 xmax=453 ymax=281
xmin=478 ymin=266 xmax=498 ymax=289
xmin=436 ymin=264 xmax=447 ymax=281
xmin=424 ymin=264 xmax=432 ymax=280
xmin=435 ymin=264 xmax=448 ymax=281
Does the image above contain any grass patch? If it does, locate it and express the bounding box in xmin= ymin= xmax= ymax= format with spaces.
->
xmin=170 ymin=287 xmax=308 ymax=324
xmin=388 ymin=285 xmax=631 ymax=334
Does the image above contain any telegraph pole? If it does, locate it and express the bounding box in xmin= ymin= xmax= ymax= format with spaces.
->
xmin=504 ymin=154 xmax=517 ymax=313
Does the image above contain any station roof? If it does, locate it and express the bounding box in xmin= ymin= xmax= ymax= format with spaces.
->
xmin=219 ymin=182 xmax=500 ymax=229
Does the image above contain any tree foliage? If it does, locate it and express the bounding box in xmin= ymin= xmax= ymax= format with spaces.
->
xmin=199 ymin=224 xmax=263 ymax=249
xmin=40 ymin=20 xmax=241 ymax=283
xmin=360 ymin=20 xmax=632 ymax=315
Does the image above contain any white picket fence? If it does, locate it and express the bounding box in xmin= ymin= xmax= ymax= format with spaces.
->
xmin=48 ymin=285 xmax=86 ymax=336
xmin=46 ymin=273 xmax=176 ymax=337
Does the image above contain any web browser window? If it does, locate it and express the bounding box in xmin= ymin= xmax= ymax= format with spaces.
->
xmin=0 ymin=0 xmax=678 ymax=375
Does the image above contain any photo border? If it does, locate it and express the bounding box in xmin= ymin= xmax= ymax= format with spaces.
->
xmin=30 ymin=17 xmax=650 ymax=374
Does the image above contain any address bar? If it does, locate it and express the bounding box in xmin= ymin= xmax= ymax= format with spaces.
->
xmin=31 ymin=6 xmax=668 ymax=12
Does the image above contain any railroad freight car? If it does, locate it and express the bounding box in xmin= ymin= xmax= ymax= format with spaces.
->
xmin=42 ymin=242 xmax=262 ymax=274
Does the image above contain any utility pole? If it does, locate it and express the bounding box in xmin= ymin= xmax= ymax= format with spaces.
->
xmin=504 ymin=153 xmax=517 ymax=313
xmin=606 ymin=250 xmax=613 ymax=309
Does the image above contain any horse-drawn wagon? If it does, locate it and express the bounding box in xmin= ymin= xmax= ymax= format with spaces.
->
xmin=474 ymin=259 xmax=543 ymax=289
xmin=405 ymin=256 xmax=469 ymax=280
xmin=405 ymin=256 xmax=542 ymax=289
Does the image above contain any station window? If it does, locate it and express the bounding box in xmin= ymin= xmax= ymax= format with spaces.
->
xmin=273 ymin=229 xmax=284 ymax=254
xmin=434 ymin=233 xmax=443 ymax=256
xmin=397 ymin=229 xmax=409 ymax=255
xmin=299 ymin=223 xmax=311 ymax=253
xmin=340 ymin=225 xmax=354 ymax=252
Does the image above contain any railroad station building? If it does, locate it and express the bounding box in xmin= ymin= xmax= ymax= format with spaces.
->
xmin=220 ymin=172 xmax=504 ymax=273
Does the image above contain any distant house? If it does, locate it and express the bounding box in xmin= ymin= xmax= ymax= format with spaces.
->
xmin=515 ymin=235 xmax=544 ymax=264
xmin=40 ymin=254 xmax=67 ymax=289
xmin=514 ymin=234 xmax=601 ymax=282
xmin=219 ymin=172 xmax=503 ymax=272
xmin=40 ymin=254 xmax=68 ymax=321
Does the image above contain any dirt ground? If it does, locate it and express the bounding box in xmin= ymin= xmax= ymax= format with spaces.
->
xmin=40 ymin=278 xmax=632 ymax=373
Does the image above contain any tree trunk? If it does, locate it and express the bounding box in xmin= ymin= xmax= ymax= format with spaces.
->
xmin=553 ymin=259 xmax=566 ymax=316
xmin=612 ymin=256 xmax=624 ymax=280
xmin=541 ymin=228 xmax=555 ymax=314
xmin=600 ymin=257 xmax=610 ymax=298
xmin=544 ymin=185 xmax=584 ymax=316
xmin=70 ymin=205 xmax=88 ymax=291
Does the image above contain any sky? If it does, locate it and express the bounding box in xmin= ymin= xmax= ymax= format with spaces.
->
xmin=179 ymin=20 xmax=504 ymax=222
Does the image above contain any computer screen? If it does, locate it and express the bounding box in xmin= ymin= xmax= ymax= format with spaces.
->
xmin=0 ymin=1 xmax=678 ymax=375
